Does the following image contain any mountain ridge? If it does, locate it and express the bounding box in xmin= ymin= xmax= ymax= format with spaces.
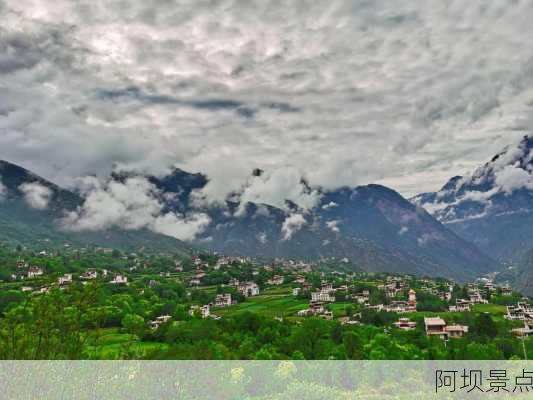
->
xmin=412 ymin=135 xmax=533 ymax=263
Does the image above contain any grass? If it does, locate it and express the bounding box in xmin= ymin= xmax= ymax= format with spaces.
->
xmin=472 ymin=303 xmax=507 ymax=315
xmin=84 ymin=327 xmax=168 ymax=359
xmin=213 ymin=294 xmax=308 ymax=318
xmin=262 ymin=285 xmax=293 ymax=295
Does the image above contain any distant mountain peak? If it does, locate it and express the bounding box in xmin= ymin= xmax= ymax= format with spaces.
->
xmin=413 ymin=135 xmax=533 ymax=263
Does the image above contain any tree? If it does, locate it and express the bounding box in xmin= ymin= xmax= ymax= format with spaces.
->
xmin=121 ymin=314 xmax=146 ymax=338
xmin=343 ymin=331 xmax=363 ymax=359
xmin=291 ymin=318 xmax=328 ymax=359
xmin=471 ymin=313 xmax=498 ymax=341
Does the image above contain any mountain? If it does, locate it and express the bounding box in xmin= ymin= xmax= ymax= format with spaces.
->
xmin=516 ymin=246 xmax=533 ymax=295
xmin=412 ymin=135 xmax=533 ymax=264
xmin=0 ymin=160 xmax=191 ymax=254
xmin=1 ymin=159 xmax=498 ymax=281
xmin=143 ymin=169 xmax=498 ymax=281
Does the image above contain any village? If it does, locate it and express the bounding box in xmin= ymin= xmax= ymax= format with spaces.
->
xmin=1 ymin=243 xmax=530 ymax=347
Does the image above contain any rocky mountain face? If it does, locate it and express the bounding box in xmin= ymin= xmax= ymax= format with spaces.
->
xmin=412 ymin=135 xmax=533 ymax=264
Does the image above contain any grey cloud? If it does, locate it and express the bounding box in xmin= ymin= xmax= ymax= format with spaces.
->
xmin=2 ymin=0 xmax=533 ymax=206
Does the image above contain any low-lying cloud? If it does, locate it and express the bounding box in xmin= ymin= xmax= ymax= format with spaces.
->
xmin=18 ymin=182 xmax=53 ymax=210
xmin=0 ymin=177 xmax=6 ymax=201
xmin=61 ymin=177 xmax=210 ymax=241
xmin=281 ymin=213 xmax=306 ymax=240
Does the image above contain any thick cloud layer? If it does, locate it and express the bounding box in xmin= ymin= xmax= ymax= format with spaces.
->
xmin=2 ymin=0 xmax=533 ymax=209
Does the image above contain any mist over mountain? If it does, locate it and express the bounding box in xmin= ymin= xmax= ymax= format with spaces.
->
xmin=412 ymin=135 xmax=533 ymax=264
xmin=0 ymin=159 xmax=498 ymax=281
xmin=0 ymin=160 xmax=191 ymax=254
xmin=137 ymin=167 xmax=499 ymax=281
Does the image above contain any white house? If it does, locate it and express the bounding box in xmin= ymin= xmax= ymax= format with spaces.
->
xmin=110 ymin=274 xmax=128 ymax=285
xmin=238 ymin=282 xmax=260 ymax=297
xmin=150 ymin=315 xmax=172 ymax=329
xmin=80 ymin=269 xmax=98 ymax=280
xmin=215 ymin=293 xmax=233 ymax=307
xmin=27 ymin=266 xmax=43 ymax=278
xmin=58 ymin=274 xmax=72 ymax=286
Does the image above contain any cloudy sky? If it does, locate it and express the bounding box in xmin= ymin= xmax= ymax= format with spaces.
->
xmin=1 ymin=0 xmax=533 ymax=205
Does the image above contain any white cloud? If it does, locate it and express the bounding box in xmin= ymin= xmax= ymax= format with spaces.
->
xmin=398 ymin=226 xmax=408 ymax=235
xmin=257 ymin=232 xmax=268 ymax=244
xmin=61 ymin=177 xmax=210 ymax=241
xmin=326 ymin=219 xmax=340 ymax=233
xmin=230 ymin=167 xmax=321 ymax=216
xmin=322 ymin=201 xmax=338 ymax=210
xmin=0 ymin=177 xmax=6 ymax=201
xmin=494 ymin=165 xmax=533 ymax=195
xmin=2 ymin=1 xmax=533 ymax=199
xmin=18 ymin=182 xmax=53 ymax=209
xmin=281 ymin=213 xmax=306 ymax=240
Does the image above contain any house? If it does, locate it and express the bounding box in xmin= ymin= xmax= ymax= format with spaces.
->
xmin=407 ymin=289 xmax=417 ymax=311
xmin=321 ymin=282 xmax=333 ymax=292
xmin=58 ymin=274 xmax=72 ymax=286
xmin=200 ymin=304 xmax=210 ymax=319
xmin=191 ymin=256 xmax=202 ymax=266
xmin=110 ymin=274 xmax=128 ymax=285
xmin=505 ymin=305 xmax=525 ymax=320
xmin=311 ymin=283 xmax=336 ymax=303
xmin=468 ymin=290 xmax=488 ymax=304
xmin=194 ymin=271 xmax=206 ymax=280
xmin=229 ymin=278 xmax=240 ymax=287
xmin=21 ymin=286 xmax=32 ymax=292
xmin=424 ymin=317 xmax=468 ymax=339
xmin=512 ymin=320 xmax=533 ymax=337
xmin=353 ymin=290 xmax=370 ymax=304
xmin=445 ymin=325 xmax=469 ymax=338
xmin=393 ymin=318 xmax=417 ymax=330
xmin=384 ymin=290 xmax=416 ymax=313
xmin=292 ymin=287 xmax=301 ymax=296
xmin=438 ymin=291 xmax=452 ymax=302
xmin=449 ymin=299 xmax=471 ymax=312
xmin=189 ymin=304 xmax=210 ymax=319
xmin=321 ymin=310 xmax=333 ymax=320
xmin=518 ymin=302 xmax=533 ymax=314
xmin=215 ymin=293 xmax=233 ymax=307
xmin=501 ymin=286 xmax=513 ymax=296
xmin=424 ymin=317 xmax=447 ymax=340
xmin=174 ymin=262 xmax=183 ymax=272
xmin=298 ymin=301 xmax=326 ymax=316
xmin=238 ymin=282 xmax=260 ymax=297
xmin=338 ymin=316 xmax=360 ymax=325
xmin=189 ymin=278 xmax=201 ymax=286
xmin=80 ymin=269 xmax=98 ymax=280
xmin=484 ymin=281 xmax=495 ymax=292
xmin=311 ymin=291 xmax=335 ymax=303
xmin=267 ymin=275 xmax=284 ymax=285
xmin=150 ymin=315 xmax=172 ymax=329
xmin=505 ymin=303 xmax=533 ymax=320
xmin=27 ymin=267 xmax=43 ymax=278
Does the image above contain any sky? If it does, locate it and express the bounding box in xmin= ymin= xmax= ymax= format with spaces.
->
xmin=1 ymin=0 xmax=533 ymax=209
